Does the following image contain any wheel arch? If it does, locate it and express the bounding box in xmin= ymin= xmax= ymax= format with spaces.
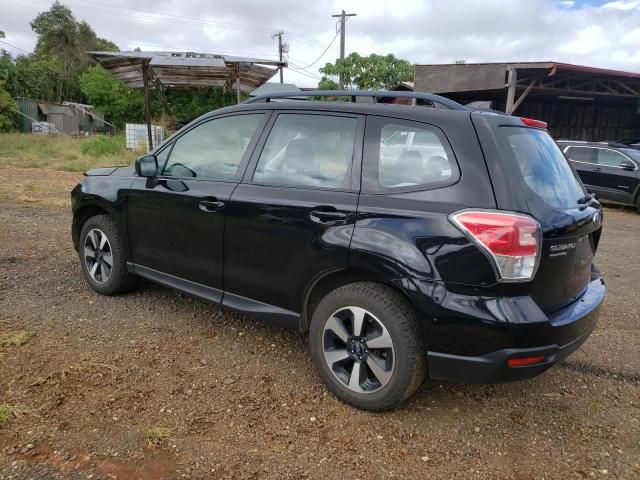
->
xmin=72 ymin=204 xmax=111 ymax=251
xmin=301 ymin=267 xmax=418 ymax=332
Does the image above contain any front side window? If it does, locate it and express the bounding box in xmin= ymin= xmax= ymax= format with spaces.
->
xmin=253 ymin=114 xmax=357 ymax=189
xmin=565 ymin=146 xmax=595 ymax=164
xmin=376 ymin=122 xmax=456 ymax=190
xmin=162 ymin=114 xmax=264 ymax=181
xmin=597 ymin=149 xmax=627 ymax=168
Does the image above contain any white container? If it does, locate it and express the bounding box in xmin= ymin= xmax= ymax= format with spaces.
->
xmin=125 ymin=123 xmax=164 ymax=151
xmin=31 ymin=121 xmax=56 ymax=134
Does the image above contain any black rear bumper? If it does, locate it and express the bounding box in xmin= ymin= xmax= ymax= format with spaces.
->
xmin=426 ymin=276 xmax=604 ymax=383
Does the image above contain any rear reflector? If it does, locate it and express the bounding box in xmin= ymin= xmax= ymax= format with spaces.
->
xmin=520 ymin=117 xmax=548 ymax=129
xmin=507 ymin=356 xmax=545 ymax=367
xmin=450 ymin=210 xmax=541 ymax=281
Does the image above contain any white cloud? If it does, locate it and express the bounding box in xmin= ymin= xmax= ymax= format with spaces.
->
xmin=1 ymin=0 xmax=640 ymax=87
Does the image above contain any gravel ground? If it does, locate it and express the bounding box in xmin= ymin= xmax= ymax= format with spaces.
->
xmin=0 ymin=179 xmax=639 ymax=479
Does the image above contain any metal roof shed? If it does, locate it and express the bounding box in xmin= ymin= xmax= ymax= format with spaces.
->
xmin=89 ymin=50 xmax=285 ymax=149
xmin=414 ymin=61 xmax=640 ymax=141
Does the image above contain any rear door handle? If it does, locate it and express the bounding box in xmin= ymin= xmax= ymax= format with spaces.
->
xmin=198 ymin=198 xmax=225 ymax=212
xmin=594 ymin=167 xmax=602 ymax=172
xmin=310 ymin=208 xmax=348 ymax=224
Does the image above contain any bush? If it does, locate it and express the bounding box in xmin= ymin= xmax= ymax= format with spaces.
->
xmin=80 ymin=135 xmax=125 ymax=157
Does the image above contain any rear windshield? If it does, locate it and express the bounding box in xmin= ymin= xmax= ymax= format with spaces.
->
xmin=500 ymin=127 xmax=586 ymax=209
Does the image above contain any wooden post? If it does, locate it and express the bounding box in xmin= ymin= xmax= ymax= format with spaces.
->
xmin=505 ymin=67 xmax=517 ymax=115
xmin=142 ymin=61 xmax=153 ymax=151
xmin=236 ymin=64 xmax=241 ymax=104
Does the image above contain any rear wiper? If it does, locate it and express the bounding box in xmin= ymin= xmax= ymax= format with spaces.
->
xmin=578 ymin=193 xmax=596 ymax=204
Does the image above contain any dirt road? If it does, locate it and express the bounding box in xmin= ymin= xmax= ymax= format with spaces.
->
xmin=0 ymin=171 xmax=638 ymax=479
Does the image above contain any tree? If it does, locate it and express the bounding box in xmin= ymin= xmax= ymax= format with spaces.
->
xmin=0 ymin=81 xmax=18 ymax=132
xmin=80 ymin=65 xmax=145 ymax=127
xmin=29 ymin=1 xmax=119 ymax=101
xmin=13 ymin=54 xmax=66 ymax=101
xmin=319 ymin=53 xmax=414 ymax=91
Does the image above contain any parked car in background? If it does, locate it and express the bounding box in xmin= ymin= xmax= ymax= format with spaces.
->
xmin=558 ymin=140 xmax=640 ymax=211
xmin=71 ymin=91 xmax=605 ymax=411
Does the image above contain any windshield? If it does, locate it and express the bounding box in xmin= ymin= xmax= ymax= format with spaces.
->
xmin=500 ymin=127 xmax=586 ymax=209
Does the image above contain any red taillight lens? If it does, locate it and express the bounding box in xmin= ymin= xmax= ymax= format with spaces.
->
xmin=507 ymin=356 xmax=545 ymax=367
xmin=450 ymin=210 xmax=541 ymax=281
xmin=520 ymin=117 xmax=548 ymax=129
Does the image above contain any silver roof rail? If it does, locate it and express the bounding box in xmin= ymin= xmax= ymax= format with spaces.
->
xmin=244 ymin=90 xmax=469 ymax=111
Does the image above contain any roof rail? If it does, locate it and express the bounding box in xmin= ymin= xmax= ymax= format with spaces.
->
xmin=244 ymin=90 xmax=469 ymax=111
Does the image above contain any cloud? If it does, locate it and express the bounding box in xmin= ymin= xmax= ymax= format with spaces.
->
xmin=1 ymin=0 xmax=639 ymax=87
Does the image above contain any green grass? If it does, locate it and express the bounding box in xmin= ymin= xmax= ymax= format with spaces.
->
xmin=0 ymin=330 xmax=32 ymax=347
xmin=0 ymin=405 xmax=9 ymax=426
xmin=144 ymin=426 xmax=173 ymax=446
xmin=0 ymin=133 xmax=139 ymax=172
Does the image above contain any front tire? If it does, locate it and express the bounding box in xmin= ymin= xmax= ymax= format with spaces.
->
xmin=309 ymin=282 xmax=426 ymax=411
xmin=79 ymin=215 xmax=137 ymax=295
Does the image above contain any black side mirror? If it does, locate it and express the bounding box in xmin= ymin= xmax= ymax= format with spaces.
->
xmin=135 ymin=154 xmax=158 ymax=177
xmin=619 ymin=160 xmax=636 ymax=171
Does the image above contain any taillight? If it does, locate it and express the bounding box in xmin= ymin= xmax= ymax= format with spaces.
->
xmin=450 ymin=210 xmax=541 ymax=281
xmin=520 ymin=117 xmax=547 ymax=129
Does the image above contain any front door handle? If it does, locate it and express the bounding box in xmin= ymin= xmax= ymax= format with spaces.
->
xmin=310 ymin=208 xmax=348 ymax=224
xmin=594 ymin=167 xmax=602 ymax=172
xmin=199 ymin=199 xmax=225 ymax=212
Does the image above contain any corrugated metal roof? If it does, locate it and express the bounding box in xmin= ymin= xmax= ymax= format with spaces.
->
xmin=88 ymin=51 xmax=284 ymax=92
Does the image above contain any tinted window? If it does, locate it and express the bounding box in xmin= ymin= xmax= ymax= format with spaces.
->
xmin=162 ymin=114 xmax=264 ymax=181
xmin=378 ymin=123 xmax=454 ymax=189
xmin=597 ymin=149 xmax=627 ymax=167
xmin=253 ymin=114 xmax=357 ymax=189
xmin=565 ymin=146 xmax=595 ymax=163
xmin=501 ymin=128 xmax=585 ymax=209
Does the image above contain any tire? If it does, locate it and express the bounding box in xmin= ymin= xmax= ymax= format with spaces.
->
xmin=309 ymin=282 xmax=426 ymax=411
xmin=78 ymin=215 xmax=137 ymax=295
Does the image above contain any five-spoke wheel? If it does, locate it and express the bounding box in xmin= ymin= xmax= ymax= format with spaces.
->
xmin=323 ymin=306 xmax=395 ymax=393
xmin=83 ymin=228 xmax=113 ymax=284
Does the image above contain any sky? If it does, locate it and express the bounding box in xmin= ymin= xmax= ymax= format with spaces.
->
xmin=2 ymin=0 xmax=640 ymax=87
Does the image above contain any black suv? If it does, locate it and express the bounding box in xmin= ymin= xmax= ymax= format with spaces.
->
xmin=71 ymin=91 xmax=605 ymax=411
xmin=558 ymin=140 xmax=640 ymax=210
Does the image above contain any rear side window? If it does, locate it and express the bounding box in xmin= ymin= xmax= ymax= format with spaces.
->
xmin=500 ymin=128 xmax=585 ymax=209
xmin=597 ymin=148 xmax=627 ymax=167
xmin=364 ymin=118 xmax=457 ymax=192
xmin=565 ymin=146 xmax=595 ymax=164
xmin=253 ymin=114 xmax=357 ymax=189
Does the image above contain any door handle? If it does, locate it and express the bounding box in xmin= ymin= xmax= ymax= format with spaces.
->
xmin=198 ymin=198 xmax=225 ymax=212
xmin=310 ymin=208 xmax=348 ymax=224
xmin=594 ymin=167 xmax=601 ymax=172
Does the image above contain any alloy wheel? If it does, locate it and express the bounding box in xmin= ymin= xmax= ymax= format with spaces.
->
xmin=83 ymin=228 xmax=113 ymax=284
xmin=322 ymin=306 xmax=395 ymax=393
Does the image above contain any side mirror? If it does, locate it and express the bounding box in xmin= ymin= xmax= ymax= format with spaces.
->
xmin=135 ymin=154 xmax=158 ymax=177
xmin=619 ymin=160 xmax=636 ymax=171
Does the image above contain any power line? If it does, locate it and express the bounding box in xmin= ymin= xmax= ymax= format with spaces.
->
xmin=292 ymin=31 xmax=339 ymax=70
xmin=0 ymin=39 xmax=30 ymax=54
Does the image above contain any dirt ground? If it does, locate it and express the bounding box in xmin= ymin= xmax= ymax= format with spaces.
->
xmin=0 ymin=169 xmax=639 ymax=479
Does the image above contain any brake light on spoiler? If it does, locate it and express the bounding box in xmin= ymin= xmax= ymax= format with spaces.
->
xmin=520 ymin=117 xmax=548 ymax=129
xmin=450 ymin=210 xmax=542 ymax=282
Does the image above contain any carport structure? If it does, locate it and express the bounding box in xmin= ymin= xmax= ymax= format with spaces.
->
xmin=89 ymin=50 xmax=285 ymax=149
xmin=414 ymin=62 xmax=640 ymax=141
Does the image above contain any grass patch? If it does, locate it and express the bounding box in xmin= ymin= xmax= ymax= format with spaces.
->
xmin=144 ymin=426 xmax=173 ymax=446
xmin=0 ymin=405 xmax=9 ymax=426
xmin=0 ymin=133 xmax=139 ymax=172
xmin=0 ymin=330 xmax=32 ymax=347
xmin=80 ymin=135 xmax=127 ymax=157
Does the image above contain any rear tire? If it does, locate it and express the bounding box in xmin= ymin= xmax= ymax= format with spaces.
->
xmin=309 ymin=282 xmax=426 ymax=411
xmin=79 ymin=215 xmax=137 ymax=295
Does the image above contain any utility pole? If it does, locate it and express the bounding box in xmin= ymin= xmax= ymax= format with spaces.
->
xmin=331 ymin=10 xmax=357 ymax=89
xmin=272 ymin=31 xmax=284 ymax=83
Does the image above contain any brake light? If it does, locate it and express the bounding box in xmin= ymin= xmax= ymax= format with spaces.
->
xmin=450 ymin=210 xmax=541 ymax=281
xmin=520 ymin=117 xmax=548 ymax=129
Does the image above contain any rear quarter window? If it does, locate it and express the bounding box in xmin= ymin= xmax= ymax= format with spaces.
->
xmin=363 ymin=117 xmax=458 ymax=193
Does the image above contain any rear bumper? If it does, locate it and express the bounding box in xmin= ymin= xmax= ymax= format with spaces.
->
xmin=426 ymin=276 xmax=605 ymax=383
